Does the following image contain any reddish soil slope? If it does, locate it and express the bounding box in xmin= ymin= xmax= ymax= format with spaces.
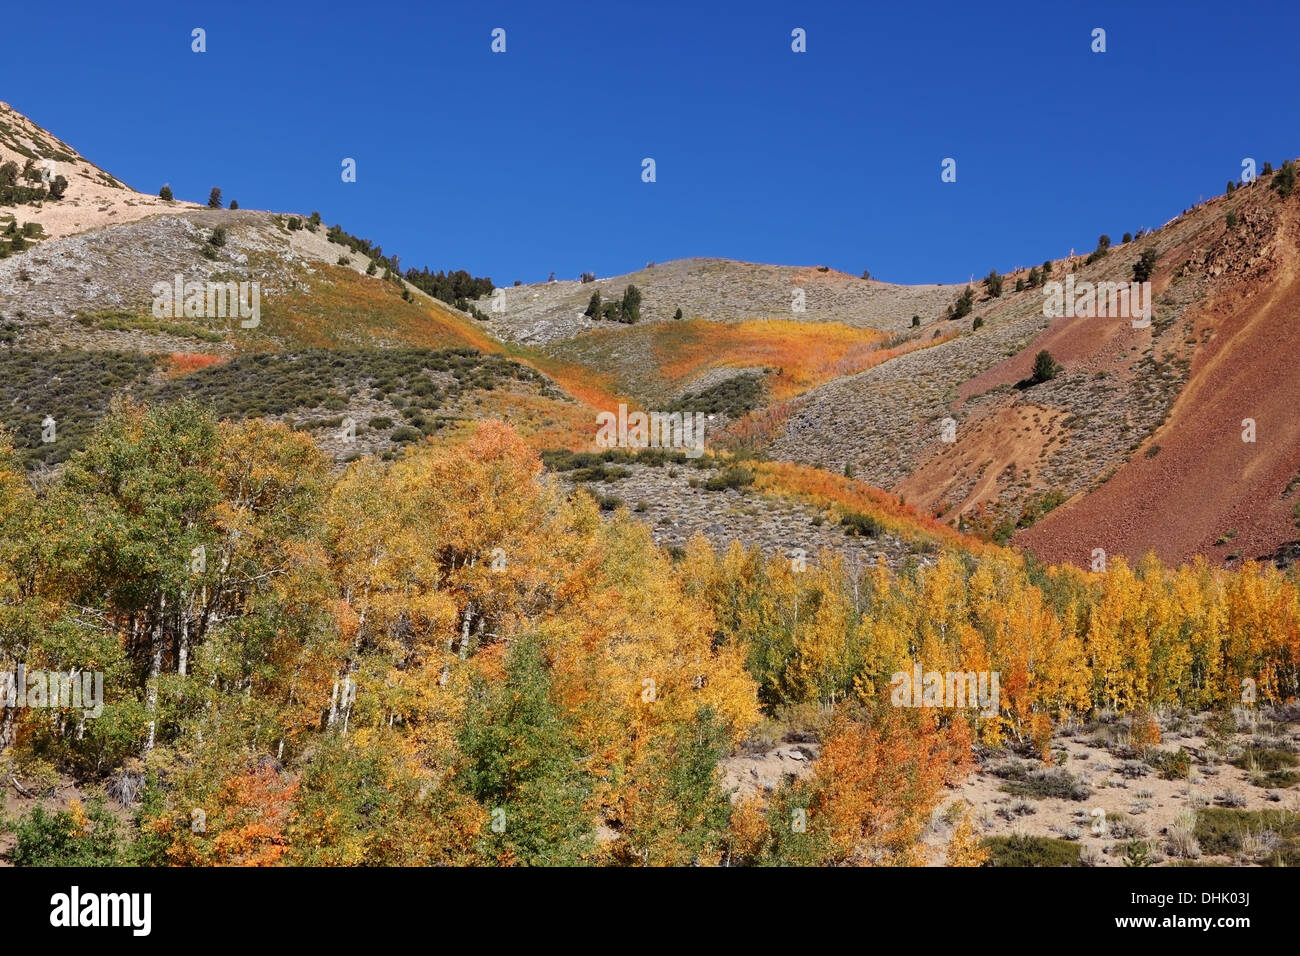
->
xmin=1017 ymin=199 xmax=1300 ymax=567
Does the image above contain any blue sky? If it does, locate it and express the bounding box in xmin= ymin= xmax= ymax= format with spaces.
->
xmin=12 ymin=0 xmax=1299 ymax=285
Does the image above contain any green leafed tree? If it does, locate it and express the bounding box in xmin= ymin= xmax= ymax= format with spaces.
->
xmin=457 ymin=636 xmax=594 ymax=866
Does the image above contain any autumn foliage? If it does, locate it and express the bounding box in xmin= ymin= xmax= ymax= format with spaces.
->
xmin=2 ymin=404 xmax=1299 ymax=867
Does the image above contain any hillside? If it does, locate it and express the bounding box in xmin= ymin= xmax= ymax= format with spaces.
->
xmin=1016 ymin=181 xmax=1300 ymax=567
xmin=477 ymin=257 xmax=960 ymax=344
xmin=2 ymin=101 xmax=1300 ymax=878
xmin=764 ymin=170 xmax=1300 ymax=568
xmin=0 ymin=101 xmax=196 ymax=240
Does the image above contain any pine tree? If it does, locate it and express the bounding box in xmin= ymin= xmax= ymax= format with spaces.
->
xmin=1030 ymin=349 xmax=1061 ymax=384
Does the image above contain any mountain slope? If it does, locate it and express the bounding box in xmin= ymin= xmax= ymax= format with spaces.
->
xmin=768 ymin=169 xmax=1300 ymax=566
xmin=1016 ymin=183 xmax=1300 ymax=567
xmin=0 ymin=101 xmax=196 ymax=239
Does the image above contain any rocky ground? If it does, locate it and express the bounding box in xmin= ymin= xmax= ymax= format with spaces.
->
xmin=924 ymin=705 xmax=1300 ymax=867
xmin=560 ymin=461 xmax=938 ymax=570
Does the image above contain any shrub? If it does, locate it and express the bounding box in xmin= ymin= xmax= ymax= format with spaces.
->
xmin=1229 ymin=747 xmax=1299 ymax=788
xmin=911 ymin=314 xmax=920 ymax=327
xmin=1166 ymin=809 xmax=1202 ymax=859
xmin=1085 ymin=235 xmax=1111 ymax=265
xmin=1122 ymin=232 xmax=1133 ymax=243
xmin=994 ymin=763 xmax=1091 ymax=801
xmin=1272 ymin=160 xmax=1296 ymax=198
xmin=208 ymin=226 xmax=227 ymax=247
xmin=973 ymin=315 xmax=984 ymax=330
xmin=584 ymin=291 xmax=601 ymax=318
xmin=620 ymin=284 xmax=642 ymax=323
xmin=207 ymin=187 xmax=222 ymax=209
xmin=983 ymin=269 xmax=1003 ymax=298
xmin=1146 ymin=747 xmax=1192 ymax=780
xmin=48 ymin=175 xmax=68 ymax=200
xmin=1195 ymin=808 xmax=1300 ymax=865
xmin=947 ymin=287 xmax=975 ymax=320
xmin=667 ymin=375 xmax=763 ymax=418
xmin=704 ymin=465 xmax=755 ymax=492
xmin=840 ymin=510 xmax=883 ymax=538
xmin=982 ymin=834 xmax=1082 ymax=867
xmin=1122 ymin=840 xmax=1155 ymax=866
xmin=159 ymin=184 xmax=174 ymax=201
xmin=1226 ymin=210 xmax=1238 ymax=229
xmin=674 ymin=308 xmax=683 ymax=320
xmin=1030 ymin=350 xmax=1061 ymax=385
xmin=1133 ymin=248 xmax=1159 ymax=284
xmin=9 ymin=799 xmax=122 ymax=866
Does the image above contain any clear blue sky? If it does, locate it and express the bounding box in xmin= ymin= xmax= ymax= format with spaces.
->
xmin=12 ymin=0 xmax=1299 ymax=285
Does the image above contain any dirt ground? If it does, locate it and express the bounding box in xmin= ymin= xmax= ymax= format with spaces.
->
xmin=923 ymin=706 xmax=1300 ymax=866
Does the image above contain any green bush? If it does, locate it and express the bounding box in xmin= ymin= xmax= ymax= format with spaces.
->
xmin=982 ymin=834 xmax=1082 ymax=867
xmin=946 ymin=287 xmax=975 ymax=320
xmin=1272 ymin=160 xmax=1296 ymax=198
xmin=619 ymin=284 xmax=642 ymax=323
xmin=704 ymin=465 xmax=755 ymax=492
xmin=1195 ymin=808 xmax=1300 ymax=865
xmin=1133 ymin=248 xmax=1159 ymax=283
xmin=1029 ymin=350 xmax=1061 ymax=385
xmin=667 ymin=375 xmax=763 ymax=418
xmin=8 ymin=798 xmax=122 ymax=866
xmin=840 ymin=510 xmax=883 ymax=538
xmin=983 ymin=269 xmax=1003 ymax=298
xmin=1228 ymin=747 xmax=1299 ymax=787
xmin=994 ymin=763 xmax=1091 ymax=801
xmin=1146 ymin=747 xmax=1191 ymax=780
xmin=1085 ymin=234 xmax=1111 ymax=265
